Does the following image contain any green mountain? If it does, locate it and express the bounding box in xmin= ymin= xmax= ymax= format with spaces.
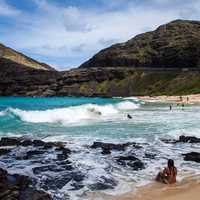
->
xmin=80 ymin=20 xmax=200 ymax=69
xmin=1 ymin=20 xmax=200 ymax=97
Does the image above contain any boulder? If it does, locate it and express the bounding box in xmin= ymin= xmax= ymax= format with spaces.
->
xmin=41 ymin=172 xmax=84 ymax=190
xmin=0 ymin=137 xmax=21 ymax=146
xmin=178 ymin=136 xmax=200 ymax=143
xmin=20 ymin=189 xmax=52 ymax=200
xmin=144 ymin=153 xmax=156 ymax=159
xmin=13 ymin=174 xmax=32 ymax=190
xmin=33 ymin=140 xmax=45 ymax=147
xmin=183 ymin=152 xmax=200 ymax=163
xmin=43 ymin=142 xmax=56 ymax=149
xmin=23 ymin=150 xmax=45 ymax=160
xmin=91 ymin=142 xmax=127 ymax=151
xmin=161 ymin=135 xmax=200 ymax=144
xmin=20 ymin=140 xmax=33 ymax=146
xmin=89 ymin=177 xmax=117 ymax=191
xmin=56 ymin=146 xmax=71 ymax=161
xmin=0 ymin=149 xmax=11 ymax=156
xmin=0 ymin=168 xmax=8 ymax=180
xmin=116 ymin=155 xmax=145 ymax=170
xmin=101 ymin=148 xmax=111 ymax=155
xmin=0 ymin=168 xmax=52 ymax=200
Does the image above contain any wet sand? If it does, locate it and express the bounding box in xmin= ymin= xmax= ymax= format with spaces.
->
xmin=87 ymin=175 xmax=200 ymax=200
xmin=137 ymin=94 xmax=200 ymax=104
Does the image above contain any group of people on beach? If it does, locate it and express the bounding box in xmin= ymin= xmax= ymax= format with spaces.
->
xmin=169 ymin=96 xmax=189 ymax=110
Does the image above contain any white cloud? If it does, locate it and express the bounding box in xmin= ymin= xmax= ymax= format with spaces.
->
xmin=1 ymin=0 xmax=200 ymax=69
xmin=0 ymin=0 xmax=20 ymax=16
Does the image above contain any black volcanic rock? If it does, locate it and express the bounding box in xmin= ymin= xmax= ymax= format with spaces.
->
xmin=91 ymin=142 xmax=128 ymax=151
xmin=89 ymin=177 xmax=117 ymax=190
xmin=0 ymin=137 xmax=21 ymax=146
xmin=0 ymin=168 xmax=52 ymax=200
xmin=183 ymin=152 xmax=200 ymax=163
xmin=116 ymin=155 xmax=145 ymax=170
xmin=161 ymin=135 xmax=200 ymax=144
xmin=90 ymin=141 xmax=141 ymax=152
xmin=0 ymin=149 xmax=11 ymax=156
xmin=80 ymin=20 xmax=200 ymax=69
xmin=178 ymin=135 xmax=200 ymax=143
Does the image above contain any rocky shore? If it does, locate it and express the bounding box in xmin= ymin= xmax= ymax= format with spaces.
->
xmin=0 ymin=135 xmax=199 ymax=199
xmin=0 ymin=168 xmax=51 ymax=200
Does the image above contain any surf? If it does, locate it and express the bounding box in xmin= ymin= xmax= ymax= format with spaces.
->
xmin=6 ymin=100 xmax=140 ymax=125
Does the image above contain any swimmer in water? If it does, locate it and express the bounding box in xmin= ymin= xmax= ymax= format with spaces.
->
xmin=127 ymin=114 xmax=132 ymax=119
xmin=88 ymin=108 xmax=101 ymax=115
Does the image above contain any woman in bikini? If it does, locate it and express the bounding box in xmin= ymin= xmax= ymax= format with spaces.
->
xmin=156 ymin=159 xmax=177 ymax=184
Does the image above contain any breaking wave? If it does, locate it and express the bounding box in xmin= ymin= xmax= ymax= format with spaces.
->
xmin=7 ymin=101 xmax=140 ymax=125
xmin=0 ymin=111 xmax=6 ymax=116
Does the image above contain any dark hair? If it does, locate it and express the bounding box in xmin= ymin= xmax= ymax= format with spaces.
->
xmin=168 ymin=159 xmax=174 ymax=168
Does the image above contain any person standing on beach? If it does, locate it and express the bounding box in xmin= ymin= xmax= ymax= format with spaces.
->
xmin=169 ymin=105 xmax=172 ymax=110
xmin=156 ymin=159 xmax=177 ymax=184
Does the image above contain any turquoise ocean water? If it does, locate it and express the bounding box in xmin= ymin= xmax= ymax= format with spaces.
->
xmin=0 ymin=97 xmax=199 ymax=199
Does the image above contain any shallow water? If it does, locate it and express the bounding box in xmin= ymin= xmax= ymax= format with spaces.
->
xmin=0 ymin=97 xmax=199 ymax=199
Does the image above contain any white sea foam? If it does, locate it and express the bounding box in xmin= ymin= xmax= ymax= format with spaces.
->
xmin=8 ymin=101 xmax=140 ymax=125
xmin=1 ymin=98 xmax=200 ymax=200
xmin=116 ymin=101 xmax=140 ymax=110
xmin=0 ymin=111 xmax=6 ymax=116
xmin=123 ymin=96 xmax=139 ymax=101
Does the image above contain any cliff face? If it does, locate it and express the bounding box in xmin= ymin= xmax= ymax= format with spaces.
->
xmin=0 ymin=58 xmax=60 ymax=96
xmin=0 ymin=43 xmax=54 ymax=71
xmin=80 ymin=20 xmax=200 ymax=69
xmin=1 ymin=20 xmax=200 ymax=97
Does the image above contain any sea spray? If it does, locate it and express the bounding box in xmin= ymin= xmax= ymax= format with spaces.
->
xmin=7 ymin=101 xmax=140 ymax=125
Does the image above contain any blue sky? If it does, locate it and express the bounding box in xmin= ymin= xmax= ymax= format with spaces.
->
xmin=0 ymin=0 xmax=200 ymax=70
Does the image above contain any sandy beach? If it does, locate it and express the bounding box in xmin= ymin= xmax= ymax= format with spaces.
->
xmin=137 ymin=94 xmax=200 ymax=105
xmin=88 ymin=175 xmax=200 ymax=200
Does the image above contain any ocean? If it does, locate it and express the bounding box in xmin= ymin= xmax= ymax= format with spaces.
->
xmin=0 ymin=97 xmax=199 ymax=199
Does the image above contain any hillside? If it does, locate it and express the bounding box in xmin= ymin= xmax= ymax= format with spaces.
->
xmin=1 ymin=20 xmax=200 ymax=97
xmin=0 ymin=43 xmax=54 ymax=71
xmin=80 ymin=20 xmax=200 ymax=69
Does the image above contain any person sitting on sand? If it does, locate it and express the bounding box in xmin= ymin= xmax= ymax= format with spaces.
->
xmin=156 ymin=159 xmax=177 ymax=184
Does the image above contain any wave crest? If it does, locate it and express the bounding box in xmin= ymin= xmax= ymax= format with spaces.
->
xmin=7 ymin=101 xmax=140 ymax=125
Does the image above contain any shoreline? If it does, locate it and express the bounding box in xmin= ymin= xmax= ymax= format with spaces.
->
xmin=88 ymin=175 xmax=200 ymax=200
xmin=0 ymin=136 xmax=199 ymax=200
xmin=137 ymin=94 xmax=200 ymax=105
